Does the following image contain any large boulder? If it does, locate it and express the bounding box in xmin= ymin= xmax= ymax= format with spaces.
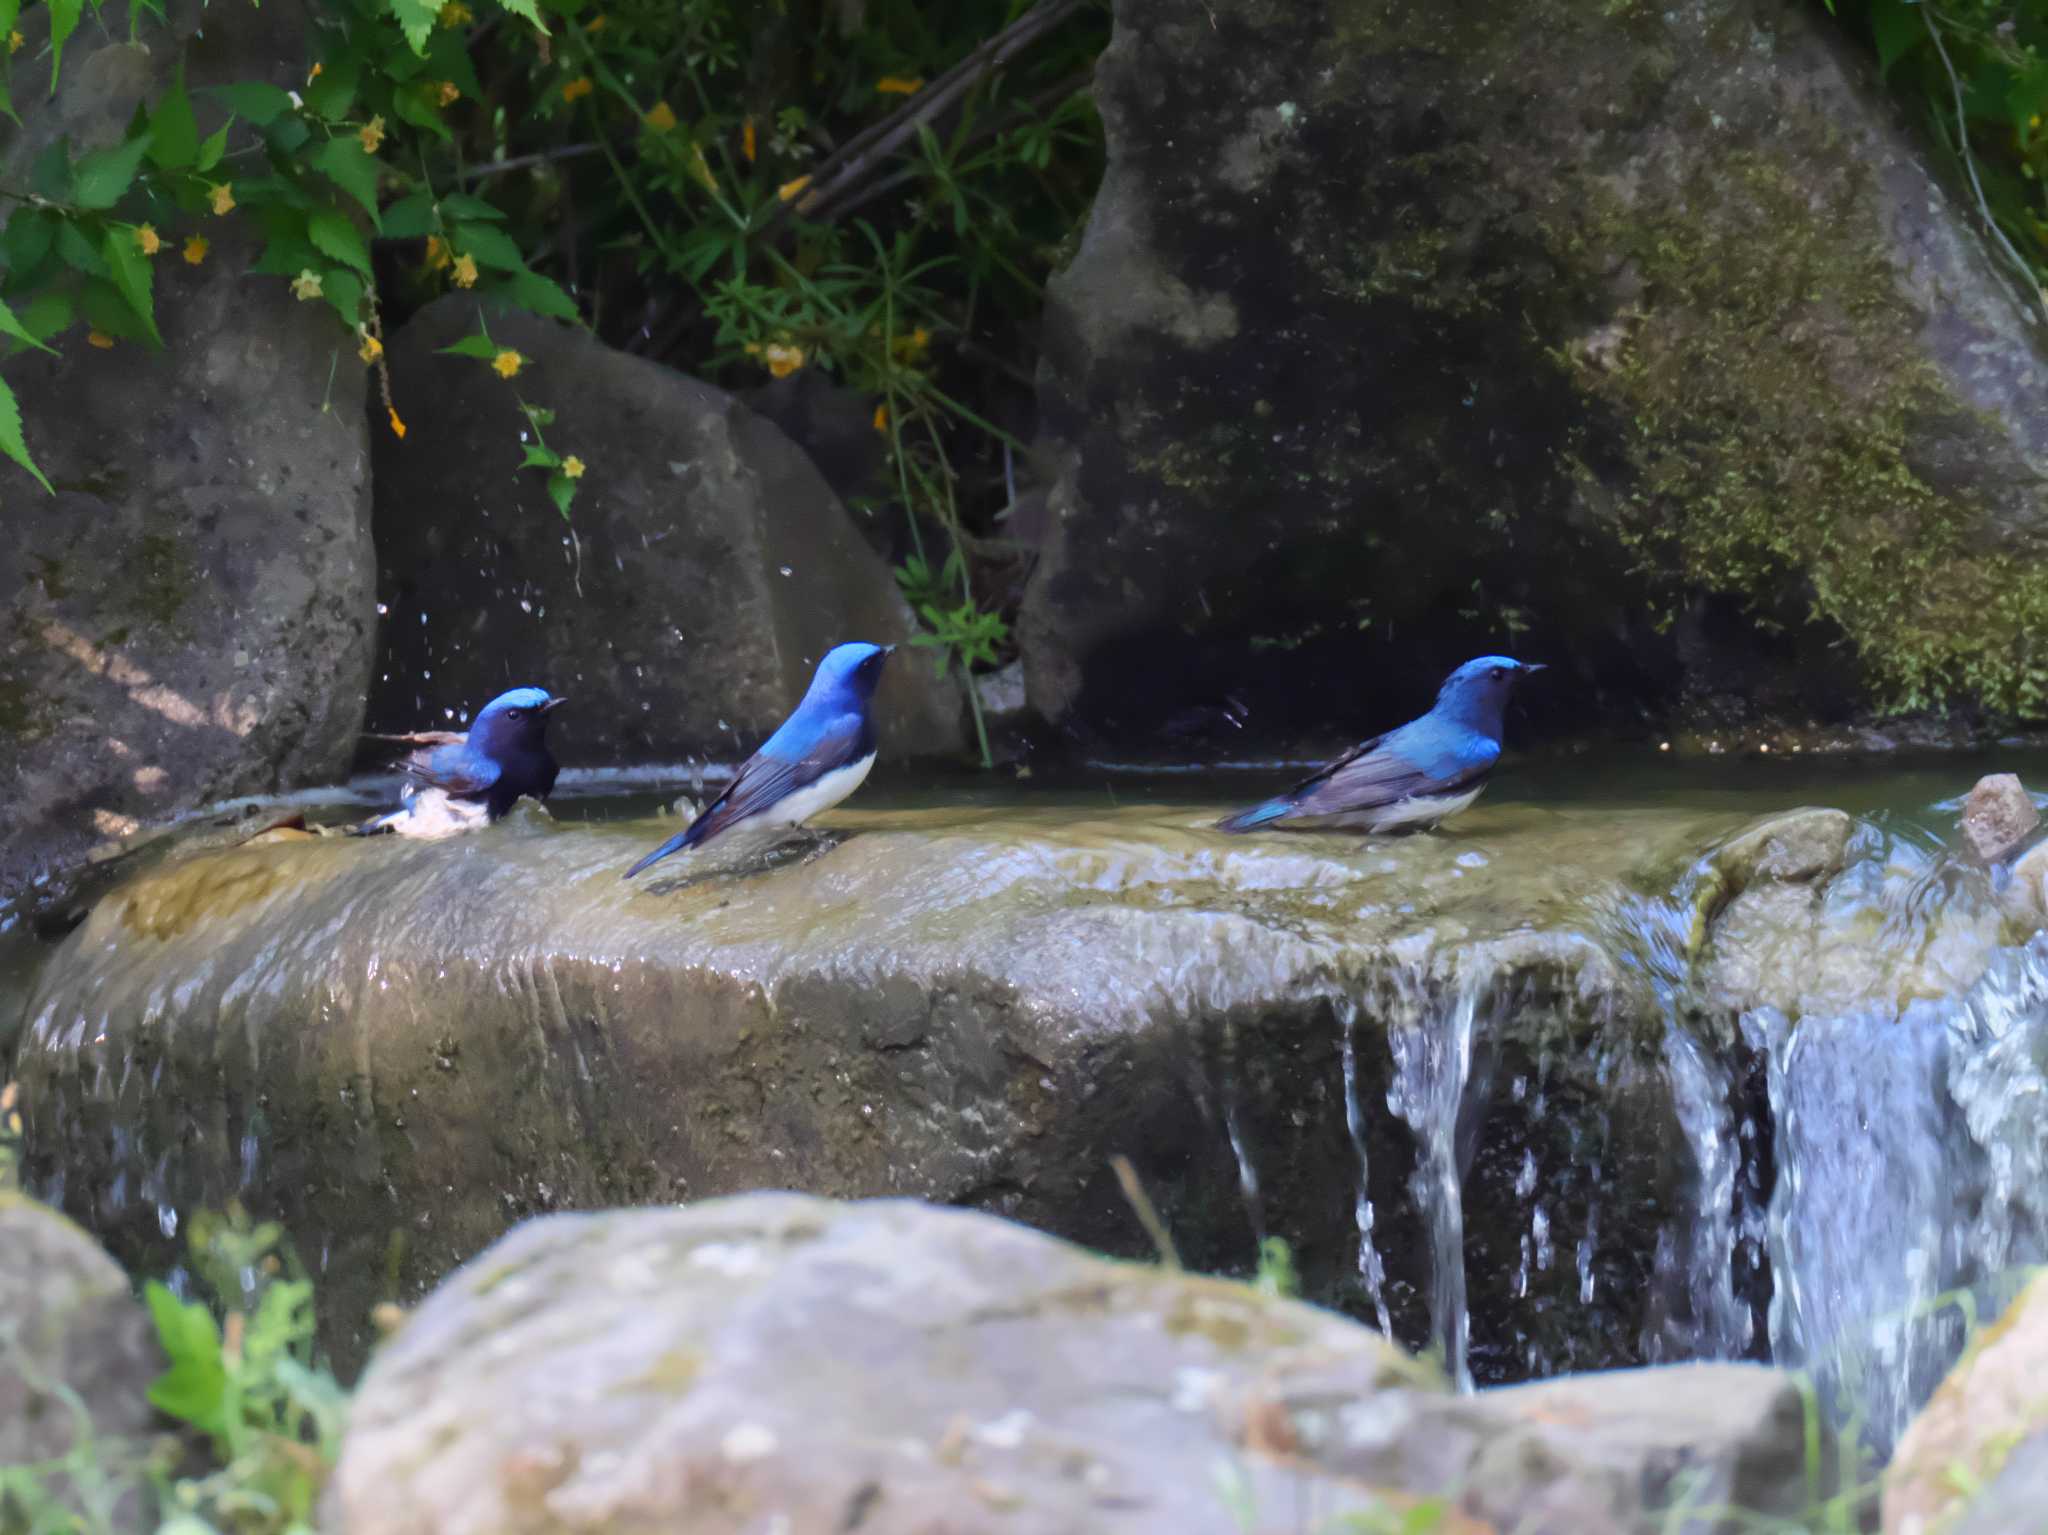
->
xmin=0 ymin=0 xmax=375 ymax=903
xmin=327 ymin=1193 xmax=1818 ymax=1535
xmin=0 ymin=1190 xmax=165 ymax=1532
xmin=1025 ymin=0 xmax=2048 ymax=749
xmin=365 ymin=298 xmax=962 ymax=763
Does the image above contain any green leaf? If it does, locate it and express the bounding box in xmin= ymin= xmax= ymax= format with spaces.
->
xmin=312 ymin=136 xmax=382 ymax=223
xmin=0 ymin=74 xmax=14 ymax=127
xmin=79 ymin=277 xmax=141 ymax=338
xmin=321 ymin=266 xmax=363 ymax=325
xmin=307 ymin=206 xmax=371 ymax=275
xmin=29 ymin=137 xmax=71 ymax=203
xmin=17 ymin=288 xmax=75 ymax=343
xmin=436 ymin=192 xmax=504 ymax=222
xmin=519 ymin=443 xmax=559 ymax=469
xmin=495 ymin=268 xmax=578 ymax=320
xmin=492 ymin=0 xmax=548 ymax=33
xmin=102 ymin=227 xmax=160 ymax=346
xmin=1871 ymin=0 xmax=1924 ymax=77
xmin=0 ymin=0 xmax=18 ymax=44
xmin=0 ymin=373 xmax=51 ymax=492
xmin=380 ymin=191 xmax=437 ymax=239
xmin=393 ymin=83 xmax=453 ymax=142
xmin=266 ymin=113 xmax=312 ymax=155
xmin=391 ymin=0 xmax=439 ymax=54
xmin=438 ymin=332 xmax=501 ymax=360
xmin=3 ymin=208 xmax=56 ymax=273
xmin=302 ymin=55 xmax=358 ymax=120
xmin=546 ymin=470 xmax=576 ymax=520
xmin=56 ymin=220 xmax=107 ymax=278
xmin=451 ymin=220 xmax=524 ymax=271
xmin=73 ymin=132 xmax=154 ymax=211
xmin=195 ymin=120 xmax=231 ymax=174
xmin=209 ymin=81 xmax=294 ymax=126
xmin=0 ymin=294 xmax=57 ymax=354
xmin=147 ymin=61 xmax=199 ymax=170
xmin=46 ymin=0 xmax=82 ymax=92
xmin=143 ymin=1283 xmax=231 ymax=1447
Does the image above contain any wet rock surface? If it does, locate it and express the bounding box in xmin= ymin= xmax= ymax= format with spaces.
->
xmin=365 ymin=297 xmax=962 ymax=764
xmin=1958 ymin=774 xmax=2040 ymax=865
xmin=329 ymin=1192 xmax=1818 ymax=1535
xmin=0 ymin=0 xmax=375 ymax=903
xmin=1026 ymin=0 xmax=2048 ymax=748
xmin=0 ymin=1191 xmax=164 ymax=1532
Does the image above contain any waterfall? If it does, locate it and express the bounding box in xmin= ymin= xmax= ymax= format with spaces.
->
xmin=1337 ymin=995 xmax=1394 ymax=1338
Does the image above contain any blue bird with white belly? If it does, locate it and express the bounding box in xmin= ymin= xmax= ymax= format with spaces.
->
xmin=624 ymin=642 xmax=894 ymax=878
xmin=1217 ymin=656 xmax=1544 ymax=835
xmin=356 ymin=686 xmax=564 ymax=838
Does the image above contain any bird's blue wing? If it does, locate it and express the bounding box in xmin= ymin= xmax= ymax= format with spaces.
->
xmin=401 ymin=741 xmax=501 ymax=799
xmin=624 ymin=709 xmax=869 ymax=877
xmin=1290 ymin=719 xmax=1496 ymax=817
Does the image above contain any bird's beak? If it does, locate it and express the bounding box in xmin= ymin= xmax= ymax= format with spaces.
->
xmin=541 ymin=696 xmax=569 ymax=712
xmin=1522 ymin=662 xmax=1548 ymax=674
xmin=882 ymin=644 xmax=898 ymax=657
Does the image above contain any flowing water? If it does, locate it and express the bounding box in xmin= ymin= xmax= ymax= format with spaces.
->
xmin=9 ymin=743 xmax=2048 ymax=1451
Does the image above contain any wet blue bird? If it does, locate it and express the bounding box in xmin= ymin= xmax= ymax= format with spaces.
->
xmin=1217 ymin=656 xmax=1545 ymax=835
xmin=624 ymin=642 xmax=894 ymax=878
xmin=356 ymin=686 xmax=565 ymax=838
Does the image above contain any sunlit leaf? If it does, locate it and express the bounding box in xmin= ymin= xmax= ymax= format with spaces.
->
xmin=0 ymin=373 xmax=51 ymax=492
xmin=312 ymin=137 xmax=382 ymax=224
xmin=307 ymin=207 xmax=372 ymax=275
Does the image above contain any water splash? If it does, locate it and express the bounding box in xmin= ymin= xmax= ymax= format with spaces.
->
xmin=1336 ymin=996 xmax=1393 ymax=1337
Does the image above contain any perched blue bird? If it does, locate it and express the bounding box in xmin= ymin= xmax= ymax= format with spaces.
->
xmin=356 ymin=686 xmax=565 ymax=838
xmin=624 ymin=642 xmax=894 ymax=878
xmin=1217 ymin=657 xmax=1545 ymax=835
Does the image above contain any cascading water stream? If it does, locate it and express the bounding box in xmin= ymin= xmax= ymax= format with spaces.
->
xmin=1336 ymin=995 xmax=1394 ymax=1338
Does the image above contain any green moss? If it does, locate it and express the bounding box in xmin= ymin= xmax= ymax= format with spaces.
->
xmin=0 ymin=674 xmax=50 ymax=743
xmin=128 ymin=532 xmax=196 ymax=631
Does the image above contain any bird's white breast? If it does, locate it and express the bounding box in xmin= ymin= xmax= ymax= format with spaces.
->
xmin=381 ymin=787 xmax=492 ymax=840
xmin=1287 ymin=784 xmax=1487 ymax=834
xmin=752 ymin=752 xmax=877 ymax=829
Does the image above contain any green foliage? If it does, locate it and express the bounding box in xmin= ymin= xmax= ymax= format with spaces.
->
xmin=895 ymin=548 xmax=1007 ymax=766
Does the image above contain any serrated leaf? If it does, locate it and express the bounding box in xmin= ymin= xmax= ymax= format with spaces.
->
xmin=17 ymin=288 xmax=74 ymax=343
xmin=30 ymin=137 xmax=71 ymax=203
xmin=321 ymin=266 xmax=363 ymax=325
xmin=519 ymin=443 xmax=559 ymax=469
xmin=195 ymin=121 xmax=231 ymax=174
xmin=302 ymin=55 xmax=358 ymax=120
xmin=423 ymin=27 xmax=484 ymax=98
xmin=4 ymin=208 xmax=55 ymax=272
xmin=1872 ymin=0 xmax=1925 ymax=77
xmin=307 ymin=206 xmax=371 ymax=275
xmin=312 ymin=136 xmax=381 ymax=223
xmin=73 ymin=132 xmax=154 ymax=211
xmin=547 ymin=470 xmax=575 ymax=520
xmin=379 ymin=192 xmax=435 ymax=239
xmin=495 ymin=267 xmax=579 ymax=320
xmin=452 ymin=221 xmax=524 ymax=271
xmin=79 ymin=278 xmax=140 ymax=338
xmin=268 ymin=112 xmax=312 ymax=154
xmin=436 ymin=192 xmax=504 ymax=221
xmin=46 ymin=0 xmax=82 ymax=92
xmin=0 ymin=373 xmax=50 ymax=491
xmin=0 ymin=294 xmax=56 ymax=354
xmin=209 ymin=81 xmax=293 ymax=125
xmin=102 ymin=227 xmax=159 ymax=346
xmin=147 ymin=61 xmax=199 ymax=170
xmin=143 ymin=1283 xmax=231 ymax=1447
xmin=438 ymin=332 xmax=500 ymax=359
xmin=493 ymin=0 xmax=548 ymax=33
xmin=391 ymin=0 xmax=439 ymax=53
xmin=393 ymin=85 xmax=453 ymax=142
xmin=56 ymin=220 xmax=107 ymax=278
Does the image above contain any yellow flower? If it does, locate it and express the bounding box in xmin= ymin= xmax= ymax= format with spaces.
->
xmin=359 ymin=114 xmax=386 ymax=153
xmin=133 ymin=223 xmax=161 ymax=257
xmin=562 ymin=455 xmax=586 ymax=479
xmin=424 ymin=235 xmax=452 ymax=272
xmin=290 ymin=268 xmax=324 ymax=301
xmin=87 ymin=329 xmax=115 ymax=349
xmin=387 ymin=406 xmax=408 ymax=439
xmin=492 ymin=348 xmax=524 ymax=379
xmin=562 ymin=76 xmax=594 ymax=104
xmin=892 ymin=325 xmax=930 ymax=362
xmin=357 ymin=328 xmax=383 ymax=363
xmin=644 ymin=100 xmax=677 ymax=132
xmin=182 ymin=235 xmax=209 ymax=266
xmin=437 ymin=80 xmax=461 ymax=106
xmin=209 ymin=183 xmax=235 ymax=216
xmin=872 ymin=402 xmax=889 ymax=434
xmin=452 ymin=252 xmax=479 ymax=288
xmin=438 ymin=0 xmax=472 ymax=24
xmin=762 ymin=341 xmax=804 ymax=378
xmin=777 ymin=174 xmax=813 ymax=203
xmin=875 ymin=75 xmax=923 ymax=95
xmin=584 ymin=13 xmax=606 ymax=30
xmin=7 ymin=28 xmax=22 ymax=52
xmin=742 ymin=116 xmax=757 ymax=163
xmin=308 ymin=61 xmax=324 ymax=84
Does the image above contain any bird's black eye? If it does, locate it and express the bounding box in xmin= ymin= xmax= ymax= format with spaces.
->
xmin=506 ymin=708 xmax=524 ymax=719
xmin=1491 ymin=667 xmax=1507 ymax=679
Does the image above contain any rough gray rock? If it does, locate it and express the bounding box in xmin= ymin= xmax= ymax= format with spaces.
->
xmin=327 ymin=1194 xmax=1819 ymax=1535
xmin=0 ymin=0 xmax=374 ymax=904
xmin=1959 ymin=773 xmax=2040 ymax=864
xmin=1025 ymin=0 xmax=2048 ymax=748
xmin=0 ymin=1192 xmax=164 ymax=1533
xmin=365 ymin=298 xmax=962 ymax=764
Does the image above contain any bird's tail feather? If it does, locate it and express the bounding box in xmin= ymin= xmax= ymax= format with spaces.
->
xmin=348 ymin=811 xmax=399 ymax=837
xmin=623 ymin=829 xmax=691 ymax=879
xmin=1215 ymin=798 xmax=1293 ymax=834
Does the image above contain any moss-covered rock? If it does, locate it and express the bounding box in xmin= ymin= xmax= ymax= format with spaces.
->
xmin=1025 ymin=0 xmax=2048 ymax=750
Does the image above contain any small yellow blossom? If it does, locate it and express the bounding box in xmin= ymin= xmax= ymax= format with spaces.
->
xmin=492 ymin=348 xmax=525 ymax=379
xmin=562 ymin=76 xmax=594 ymax=104
xmin=7 ymin=28 xmax=22 ymax=53
xmin=742 ymin=116 xmax=757 ymax=163
xmin=585 ymin=13 xmax=606 ymax=30
xmin=875 ymin=75 xmax=923 ymax=95
xmin=452 ymin=252 xmax=479 ymax=288
xmin=308 ymin=61 xmax=324 ymax=84
xmin=762 ymin=341 xmax=804 ymax=378
xmin=133 ymin=223 xmax=161 ymax=257
xmin=359 ymin=114 xmax=386 ymax=153
xmin=562 ymin=455 xmax=586 ymax=479
xmin=424 ymin=235 xmax=452 ymax=272
xmin=290 ymin=268 xmax=324 ymax=301
xmin=87 ymin=329 xmax=115 ymax=349
xmin=388 ymin=406 xmax=408 ymax=439
xmin=438 ymin=0 xmax=472 ymax=24
xmin=777 ymin=174 xmax=813 ymax=203
xmin=183 ymin=235 xmax=209 ymax=266
xmin=209 ymin=183 xmax=235 ymax=216
xmin=891 ymin=325 xmax=930 ymax=363
xmin=437 ymin=80 xmax=461 ymax=106
xmin=872 ymin=402 xmax=888 ymax=434
xmin=357 ymin=328 xmax=383 ymax=363
xmin=644 ymin=100 xmax=677 ymax=132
